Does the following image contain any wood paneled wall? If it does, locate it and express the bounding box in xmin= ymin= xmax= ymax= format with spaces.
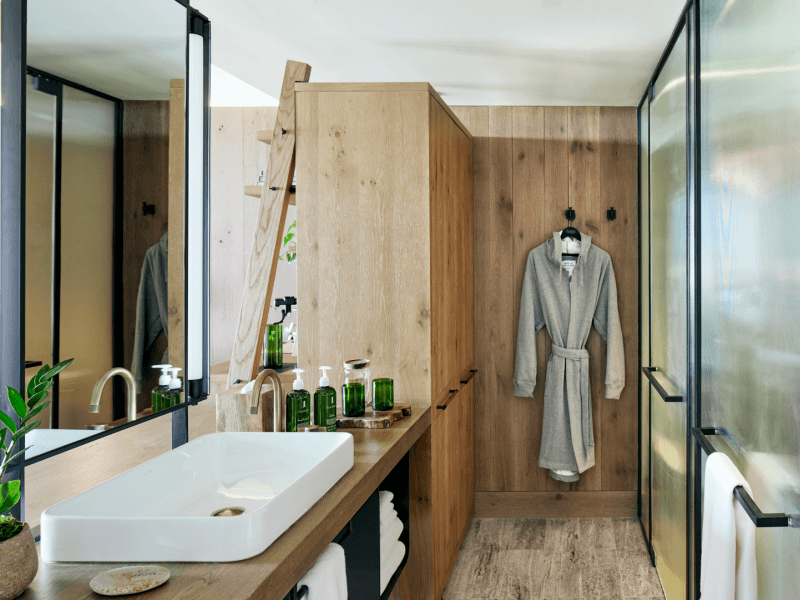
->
xmin=209 ymin=107 xmax=297 ymax=367
xmin=452 ymin=106 xmax=639 ymax=516
xmin=122 ymin=101 xmax=169 ymax=409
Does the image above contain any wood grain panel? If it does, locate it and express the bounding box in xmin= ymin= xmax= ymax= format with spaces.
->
xmin=452 ymin=107 xmax=491 ymax=493
xmin=296 ymin=90 xmax=432 ymax=405
xmin=487 ymin=106 xmax=514 ymax=491
xmin=430 ymin=97 xmax=473 ymax=400
xmin=459 ymin=105 xmax=638 ymax=501
xmin=598 ymin=107 xmax=639 ymax=491
xmin=474 ymin=491 xmax=638 ymax=518
xmin=511 ymin=107 xmax=548 ymax=492
xmin=121 ymin=100 xmax=170 ymax=410
xmin=210 ymin=107 xmax=245 ymax=367
xmin=168 ymin=80 xmax=185 ymax=370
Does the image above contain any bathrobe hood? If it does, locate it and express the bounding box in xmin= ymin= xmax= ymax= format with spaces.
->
xmin=547 ymin=231 xmax=592 ymax=267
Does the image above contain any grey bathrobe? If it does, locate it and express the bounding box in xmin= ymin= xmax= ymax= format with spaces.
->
xmin=131 ymin=233 xmax=169 ymax=392
xmin=513 ymin=231 xmax=624 ymax=482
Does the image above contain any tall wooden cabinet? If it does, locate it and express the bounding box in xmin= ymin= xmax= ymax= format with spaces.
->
xmin=295 ymin=83 xmax=474 ymax=599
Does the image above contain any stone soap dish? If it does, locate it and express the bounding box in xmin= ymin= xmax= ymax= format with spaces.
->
xmin=90 ymin=565 xmax=170 ymax=596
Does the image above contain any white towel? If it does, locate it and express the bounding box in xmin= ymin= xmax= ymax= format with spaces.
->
xmin=298 ymin=543 xmax=348 ymax=600
xmin=379 ymin=490 xmax=394 ymax=510
xmin=380 ymin=516 xmax=403 ymax=563
xmin=700 ymin=452 xmax=757 ymax=600
xmin=380 ymin=508 xmax=397 ymax=534
xmin=380 ymin=540 xmax=406 ymax=594
xmin=380 ymin=498 xmax=395 ymax=523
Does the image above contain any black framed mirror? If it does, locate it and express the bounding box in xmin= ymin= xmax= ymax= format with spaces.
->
xmin=1 ymin=0 xmax=210 ymax=521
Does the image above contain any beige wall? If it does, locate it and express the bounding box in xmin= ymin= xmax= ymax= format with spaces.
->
xmin=210 ymin=107 xmax=297 ymax=368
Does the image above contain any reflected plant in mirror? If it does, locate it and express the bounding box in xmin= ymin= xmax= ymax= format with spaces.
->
xmin=1 ymin=359 xmax=73 ymax=519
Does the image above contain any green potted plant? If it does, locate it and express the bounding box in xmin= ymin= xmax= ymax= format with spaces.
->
xmin=0 ymin=359 xmax=72 ymax=600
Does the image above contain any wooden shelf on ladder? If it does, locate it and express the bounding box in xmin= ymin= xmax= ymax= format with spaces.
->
xmin=244 ymin=185 xmax=295 ymax=205
xmin=257 ymin=130 xmax=273 ymax=145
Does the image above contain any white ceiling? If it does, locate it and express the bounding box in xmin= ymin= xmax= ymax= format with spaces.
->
xmin=193 ymin=0 xmax=687 ymax=107
xmin=27 ymin=0 xmax=186 ymax=100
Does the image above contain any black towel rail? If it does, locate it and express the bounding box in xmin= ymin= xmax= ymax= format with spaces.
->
xmin=642 ymin=366 xmax=683 ymax=402
xmin=692 ymin=427 xmax=797 ymax=528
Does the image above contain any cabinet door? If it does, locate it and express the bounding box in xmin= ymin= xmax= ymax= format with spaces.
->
xmin=431 ymin=381 xmax=475 ymax=597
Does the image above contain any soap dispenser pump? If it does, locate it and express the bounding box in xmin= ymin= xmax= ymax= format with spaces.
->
xmin=286 ymin=368 xmax=311 ymax=432
xmin=314 ymin=366 xmax=337 ymax=432
xmin=152 ymin=364 xmax=172 ymax=413
xmin=165 ymin=367 xmax=183 ymax=408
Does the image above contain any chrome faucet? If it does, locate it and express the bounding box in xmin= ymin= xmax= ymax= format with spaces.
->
xmin=249 ymin=369 xmax=284 ymax=432
xmin=89 ymin=367 xmax=138 ymax=423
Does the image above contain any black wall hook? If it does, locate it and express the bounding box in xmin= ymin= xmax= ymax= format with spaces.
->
xmin=142 ymin=202 xmax=155 ymax=216
xmin=565 ymin=207 xmax=576 ymax=222
xmin=607 ymin=207 xmax=616 ymax=221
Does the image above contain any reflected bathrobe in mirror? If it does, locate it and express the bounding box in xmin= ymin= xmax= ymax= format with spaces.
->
xmin=513 ymin=232 xmax=624 ymax=482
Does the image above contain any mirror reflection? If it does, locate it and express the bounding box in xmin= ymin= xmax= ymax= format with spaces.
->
xmin=24 ymin=0 xmax=188 ymax=457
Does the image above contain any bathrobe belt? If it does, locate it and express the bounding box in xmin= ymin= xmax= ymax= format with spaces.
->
xmin=551 ymin=344 xmax=593 ymax=451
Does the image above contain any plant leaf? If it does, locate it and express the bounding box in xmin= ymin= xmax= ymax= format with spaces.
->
xmin=26 ymin=389 xmax=48 ymax=409
xmin=33 ymin=364 xmax=49 ymax=388
xmin=22 ymin=402 xmax=49 ymax=424
xmin=0 ymin=427 xmax=6 ymax=451
xmin=0 ymin=480 xmax=21 ymax=516
xmin=0 ymin=411 xmax=16 ymax=434
xmin=11 ymin=420 xmax=40 ymax=443
xmin=33 ymin=379 xmax=54 ymax=396
xmin=2 ymin=446 xmax=32 ymax=469
xmin=6 ymin=387 xmax=26 ymax=419
xmin=285 ymin=233 xmax=295 ymax=243
xmin=43 ymin=358 xmax=74 ymax=381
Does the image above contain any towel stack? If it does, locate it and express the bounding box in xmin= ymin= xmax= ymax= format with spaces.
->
xmin=379 ymin=490 xmax=406 ymax=594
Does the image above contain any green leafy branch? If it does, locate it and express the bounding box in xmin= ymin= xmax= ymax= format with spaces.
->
xmin=0 ymin=358 xmax=73 ymax=517
xmin=278 ymin=220 xmax=297 ymax=263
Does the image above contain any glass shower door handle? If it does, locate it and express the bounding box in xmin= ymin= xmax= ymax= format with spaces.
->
xmin=642 ymin=367 xmax=684 ymax=403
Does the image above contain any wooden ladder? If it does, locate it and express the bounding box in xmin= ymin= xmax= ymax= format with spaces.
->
xmin=226 ymin=60 xmax=311 ymax=388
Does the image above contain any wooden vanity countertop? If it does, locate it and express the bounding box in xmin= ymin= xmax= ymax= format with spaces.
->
xmin=21 ymin=406 xmax=431 ymax=600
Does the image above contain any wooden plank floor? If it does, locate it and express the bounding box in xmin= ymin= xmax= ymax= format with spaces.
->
xmin=442 ymin=517 xmax=664 ymax=600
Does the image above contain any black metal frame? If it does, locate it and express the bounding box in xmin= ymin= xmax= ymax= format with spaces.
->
xmin=1 ymin=0 xmax=210 ymax=521
xmin=692 ymin=428 xmax=795 ymax=528
xmin=637 ymin=1 xmax=703 ymax=594
xmin=25 ymin=66 xmax=126 ymax=424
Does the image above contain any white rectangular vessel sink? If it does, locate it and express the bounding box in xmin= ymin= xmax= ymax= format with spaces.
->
xmin=41 ymin=432 xmax=354 ymax=563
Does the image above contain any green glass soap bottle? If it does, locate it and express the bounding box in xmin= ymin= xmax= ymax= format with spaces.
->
xmin=164 ymin=367 xmax=183 ymax=408
xmin=286 ymin=368 xmax=311 ymax=432
xmin=314 ymin=366 xmax=337 ymax=432
xmin=152 ymin=364 xmax=171 ymax=413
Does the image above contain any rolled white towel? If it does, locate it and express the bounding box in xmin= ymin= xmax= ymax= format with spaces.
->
xmin=379 ymin=498 xmax=395 ymax=523
xmin=298 ymin=543 xmax=348 ymax=600
xmin=380 ymin=540 xmax=406 ymax=594
xmin=380 ymin=516 xmax=403 ymax=563
xmin=379 ymin=490 xmax=394 ymax=510
xmin=380 ymin=508 xmax=397 ymax=534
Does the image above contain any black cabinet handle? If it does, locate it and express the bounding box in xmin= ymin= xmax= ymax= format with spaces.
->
xmin=25 ymin=360 xmax=43 ymax=369
xmin=436 ymin=389 xmax=459 ymax=410
xmin=460 ymin=369 xmax=478 ymax=384
xmin=642 ymin=367 xmax=683 ymax=402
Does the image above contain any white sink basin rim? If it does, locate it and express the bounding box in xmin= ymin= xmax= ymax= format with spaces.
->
xmin=41 ymin=432 xmax=354 ymax=563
